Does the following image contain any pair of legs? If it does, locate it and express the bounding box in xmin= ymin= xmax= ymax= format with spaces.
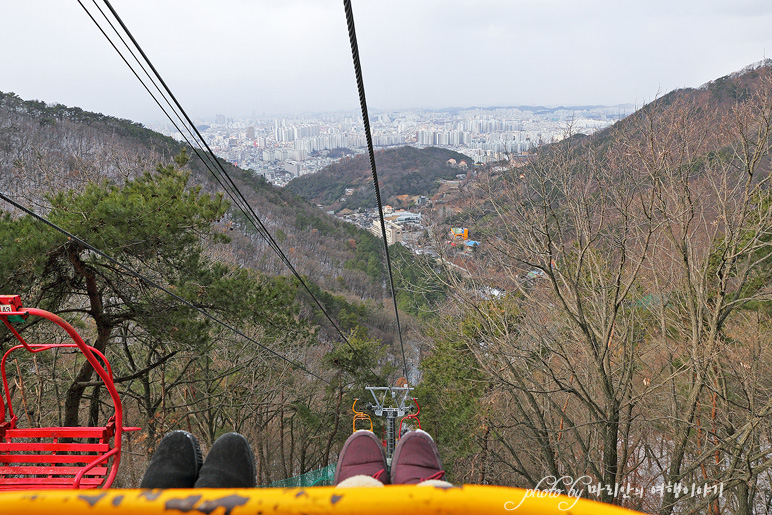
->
xmin=140 ymin=431 xmax=256 ymax=488
xmin=141 ymin=429 xmax=444 ymax=488
xmin=334 ymin=429 xmax=445 ymax=486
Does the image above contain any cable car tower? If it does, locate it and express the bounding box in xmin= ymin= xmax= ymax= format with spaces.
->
xmin=360 ymin=386 xmax=419 ymax=463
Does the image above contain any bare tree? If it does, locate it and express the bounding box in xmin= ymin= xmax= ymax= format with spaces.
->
xmin=423 ymin=68 xmax=772 ymax=513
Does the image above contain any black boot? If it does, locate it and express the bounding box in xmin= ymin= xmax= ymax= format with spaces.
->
xmin=140 ymin=430 xmax=203 ymax=488
xmin=194 ymin=432 xmax=256 ymax=488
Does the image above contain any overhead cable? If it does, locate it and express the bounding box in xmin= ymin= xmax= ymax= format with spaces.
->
xmin=75 ymin=0 xmax=387 ymax=385
xmin=342 ymin=0 xmax=409 ymax=381
xmin=0 ymin=192 xmax=333 ymax=386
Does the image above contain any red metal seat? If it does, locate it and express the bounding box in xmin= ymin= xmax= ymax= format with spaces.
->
xmin=398 ymin=398 xmax=421 ymax=438
xmin=0 ymin=295 xmax=140 ymax=489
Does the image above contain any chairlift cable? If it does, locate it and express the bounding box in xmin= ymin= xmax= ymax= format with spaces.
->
xmin=342 ymin=0 xmax=409 ymax=382
xmin=0 ymin=191 xmax=333 ymax=386
xmin=76 ymin=0 xmax=388 ymax=386
xmin=77 ymin=1 xmax=240 ymax=217
xmin=95 ymin=0 xmax=367 ymax=361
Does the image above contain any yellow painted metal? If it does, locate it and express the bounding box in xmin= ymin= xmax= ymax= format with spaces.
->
xmin=0 ymin=485 xmax=645 ymax=514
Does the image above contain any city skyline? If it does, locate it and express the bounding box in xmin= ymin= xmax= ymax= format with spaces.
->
xmin=187 ymin=104 xmax=634 ymax=186
xmin=2 ymin=1 xmax=771 ymax=126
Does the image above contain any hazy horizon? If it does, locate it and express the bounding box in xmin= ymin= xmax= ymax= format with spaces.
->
xmin=2 ymin=1 xmax=770 ymax=126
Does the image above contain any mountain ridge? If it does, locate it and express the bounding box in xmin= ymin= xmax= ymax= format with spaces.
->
xmin=0 ymin=89 xmax=433 ymax=347
xmin=286 ymin=146 xmax=474 ymax=212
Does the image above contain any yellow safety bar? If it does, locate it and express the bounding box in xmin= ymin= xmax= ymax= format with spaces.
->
xmin=0 ymin=485 xmax=644 ymax=514
xmin=352 ymin=398 xmax=373 ymax=433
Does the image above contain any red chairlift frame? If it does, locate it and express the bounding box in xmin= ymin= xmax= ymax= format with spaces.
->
xmin=0 ymin=295 xmax=140 ymax=490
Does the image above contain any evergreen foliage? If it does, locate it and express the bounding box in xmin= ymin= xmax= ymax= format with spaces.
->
xmin=0 ymin=152 xmax=310 ymax=436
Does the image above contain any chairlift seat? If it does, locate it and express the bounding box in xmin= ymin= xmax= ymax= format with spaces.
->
xmin=0 ymin=295 xmax=140 ymax=489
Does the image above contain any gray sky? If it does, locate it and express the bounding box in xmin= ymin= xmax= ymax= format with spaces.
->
xmin=2 ymin=1 xmax=771 ymax=125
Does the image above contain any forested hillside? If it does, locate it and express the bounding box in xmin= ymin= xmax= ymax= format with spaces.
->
xmin=0 ymin=91 xmax=444 ymax=485
xmin=286 ymin=146 xmax=473 ymax=211
xmin=4 ymin=59 xmax=772 ymax=512
xmin=0 ymin=91 xmax=437 ymax=345
xmin=416 ymin=61 xmax=772 ymax=514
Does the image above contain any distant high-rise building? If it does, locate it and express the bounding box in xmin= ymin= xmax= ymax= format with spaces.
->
xmin=284 ymin=161 xmax=301 ymax=177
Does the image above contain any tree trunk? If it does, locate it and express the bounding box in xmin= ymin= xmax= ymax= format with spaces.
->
xmin=601 ymin=403 xmax=620 ymax=505
xmin=324 ymin=375 xmax=344 ymax=467
xmin=63 ymin=244 xmax=112 ymax=427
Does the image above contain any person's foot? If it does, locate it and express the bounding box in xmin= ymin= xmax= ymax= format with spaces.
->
xmin=140 ymin=430 xmax=203 ymax=488
xmin=390 ymin=429 xmax=445 ymax=484
xmin=334 ymin=430 xmax=389 ymax=485
xmin=194 ymin=432 xmax=256 ymax=488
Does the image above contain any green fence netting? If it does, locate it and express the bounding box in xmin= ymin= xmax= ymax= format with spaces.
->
xmin=261 ymin=463 xmax=336 ymax=488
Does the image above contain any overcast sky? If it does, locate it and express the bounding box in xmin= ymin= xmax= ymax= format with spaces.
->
xmin=2 ymin=0 xmax=771 ymax=125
